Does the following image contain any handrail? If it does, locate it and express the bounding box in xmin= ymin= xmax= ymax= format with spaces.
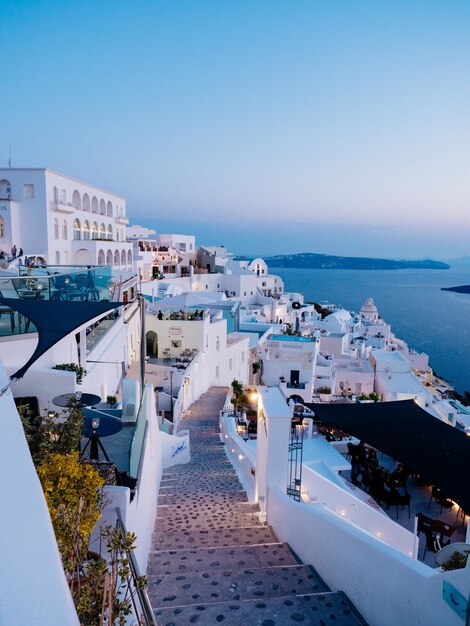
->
xmin=115 ymin=507 xmax=158 ymax=625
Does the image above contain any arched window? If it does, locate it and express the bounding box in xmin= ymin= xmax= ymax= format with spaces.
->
xmin=0 ymin=217 xmax=5 ymax=237
xmin=73 ymin=219 xmax=81 ymax=240
xmin=127 ymin=250 xmax=132 ymax=268
xmin=83 ymin=220 xmax=90 ymax=241
xmin=107 ymin=224 xmax=113 ymax=240
xmin=54 ymin=218 xmax=59 ymax=240
xmin=62 ymin=220 xmax=68 ymax=240
xmin=106 ymin=249 xmax=113 ymax=266
xmin=98 ymin=249 xmax=105 ymax=265
xmin=107 ymin=201 xmax=113 ymax=216
xmin=72 ymin=190 xmax=81 ymax=210
xmin=99 ymin=199 xmax=106 ymax=215
xmin=121 ymin=250 xmax=126 ymax=266
xmin=92 ymin=196 xmax=98 ymax=213
xmin=82 ymin=193 xmax=90 ymax=212
xmin=99 ymin=223 xmax=106 ymax=239
xmin=114 ymin=250 xmax=120 ymax=266
xmin=0 ymin=179 xmax=11 ymax=200
xmin=91 ymin=222 xmax=98 ymax=240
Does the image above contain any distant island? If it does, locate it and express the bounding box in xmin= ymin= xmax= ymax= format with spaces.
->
xmin=263 ymin=253 xmax=450 ymax=270
xmin=441 ymin=285 xmax=470 ymax=294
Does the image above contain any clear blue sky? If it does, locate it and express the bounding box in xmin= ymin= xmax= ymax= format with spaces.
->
xmin=2 ymin=1 xmax=469 ymax=258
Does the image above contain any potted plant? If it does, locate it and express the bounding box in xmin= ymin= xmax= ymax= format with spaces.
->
xmin=369 ymin=392 xmax=381 ymax=403
xmin=106 ymin=394 xmax=117 ymax=408
xmin=317 ymin=386 xmax=332 ymax=402
xmin=53 ymin=363 xmax=87 ymax=385
xmin=440 ymin=549 xmax=470 ymax=571
xmin=358 ymin=393 xmax=373 ymax=403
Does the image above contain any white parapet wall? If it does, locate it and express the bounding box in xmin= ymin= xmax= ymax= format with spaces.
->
xmin=0 ymin=364 xmax=79 ymax=626
xmin=268 ymin=488 xmax=470 ymax=626
xmin=220 ymin=408 xmax=257 ymax=501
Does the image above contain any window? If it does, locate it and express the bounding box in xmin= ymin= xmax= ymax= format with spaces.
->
xmin=91 ymin=222 xmax=98 ymax=239
xmin=54 ymin=218 xmax=59 ymax=239
xmin=262 ymin=282 xmax=266 ymax=287
xmin=241 ymin=352 xmax=245 ymax=363
xmin=62 ymin=220 xmax=68 ymax=239
xmin=73 ymin=219 xmax=81 ymax=240
xmin=216 ymin=365 xmax=220 ymax=378
xmin=229 ymin=358 xmax=233 ymax=370
xmin=107 ymin=224 xmax=113 ymax=240
xmin=0 ymin=217 xmax=4 ymax=237
xmin=99 ymin=223 xmax=106 ymax=238
xmin=83 ymin=221 xmax=90 ymax=240
xmin=55 ymin=251 xmax=60 ymax=264
xmin=244 ymin=292 xmax=246 ymax=296
xmin=23 ymin=184 xmax=34 ymax=199
xmin=53 ymin=186 xmax=59 ymax=203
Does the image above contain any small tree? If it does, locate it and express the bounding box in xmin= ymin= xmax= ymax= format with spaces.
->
xmin=37 ymin=452 xmax=104 ymax=582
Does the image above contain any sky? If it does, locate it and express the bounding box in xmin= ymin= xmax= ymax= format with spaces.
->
xmin=1 ymin=0 xmax=470 ymax=258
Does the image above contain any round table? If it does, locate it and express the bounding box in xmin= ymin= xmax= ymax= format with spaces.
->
xmin=52 ymin=393 xmax=102 ymax=408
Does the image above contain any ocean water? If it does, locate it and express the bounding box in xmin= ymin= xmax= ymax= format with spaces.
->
xmin=271 ymin=266 xmax=470 ymax=394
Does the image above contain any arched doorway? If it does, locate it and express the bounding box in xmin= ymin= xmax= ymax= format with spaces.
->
xmin=146 ymin=330 xmax=158 ymax=358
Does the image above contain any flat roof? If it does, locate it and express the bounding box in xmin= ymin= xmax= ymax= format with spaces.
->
xmin=0 ymin=167 xmax=126 ymax=199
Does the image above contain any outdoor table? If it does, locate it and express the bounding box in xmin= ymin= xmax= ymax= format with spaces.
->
xmin=52 ymin=392 xmax=102 ymax=408
xmin=432 ymin=519 xmax=456 ymax=538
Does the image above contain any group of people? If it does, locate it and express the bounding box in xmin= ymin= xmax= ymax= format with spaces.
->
xmin=156 ymin=309 xmax=204 ymax=321
xmin=350 ymin=442 xmax=409 ymax=504
xmin=0 ymin=245 xmax=23 ymax=261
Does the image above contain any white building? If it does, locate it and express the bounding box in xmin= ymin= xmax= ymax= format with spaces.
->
xmin=0 ymin=168 xmax=132 ymax=269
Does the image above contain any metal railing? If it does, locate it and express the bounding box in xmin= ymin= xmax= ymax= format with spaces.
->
xmin=115 ymin=508 xmax=158 ymax=625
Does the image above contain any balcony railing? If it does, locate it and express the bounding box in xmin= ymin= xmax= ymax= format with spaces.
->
xmin=0 ymin=267 xmax=114 ymax=303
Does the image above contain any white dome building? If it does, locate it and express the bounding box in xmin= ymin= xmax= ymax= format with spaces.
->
xmin=360 ymin=297 xmax=379 ymax=322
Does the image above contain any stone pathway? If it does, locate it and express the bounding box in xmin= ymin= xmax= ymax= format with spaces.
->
xmin=148 ymin=387 xmax=366 ymax=625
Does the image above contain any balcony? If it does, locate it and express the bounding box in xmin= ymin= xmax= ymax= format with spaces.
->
xmin=50 ymin=200 xmax=76 ymax=214
xmin=115 ymin=216 xmax=129 ymax=225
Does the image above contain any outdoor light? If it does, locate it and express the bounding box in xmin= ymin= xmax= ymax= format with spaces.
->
xmin=47 ymin=410 xmax=56 ymax=418
xmin=91 ymin=417 xmax=100 ymax=430
xmin=250 ymin=390 xmax=258 ymax=401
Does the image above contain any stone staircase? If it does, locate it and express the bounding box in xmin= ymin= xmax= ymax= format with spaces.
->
xmin=148 ymin=387 xmax=366 ymax=625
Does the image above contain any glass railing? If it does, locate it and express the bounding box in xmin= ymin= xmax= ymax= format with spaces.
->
xmin=0 ymin=267 xmax=114 ymax=303
xmin=0 ymin=304 xmax=37 ymax=336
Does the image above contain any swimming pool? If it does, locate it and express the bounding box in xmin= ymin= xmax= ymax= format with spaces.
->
xmin=270 ymin=334 xmax=314 ymax=342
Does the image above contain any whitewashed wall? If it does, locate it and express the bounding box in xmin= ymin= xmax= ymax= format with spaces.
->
xmin=0 ymin=363 xmax=79 ymax=626
xmin=268 ymin=488 xmax=468 ymax=626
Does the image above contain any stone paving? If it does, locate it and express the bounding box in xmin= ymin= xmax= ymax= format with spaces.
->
xmin=148 ymin=387 xmax=366 ymax=625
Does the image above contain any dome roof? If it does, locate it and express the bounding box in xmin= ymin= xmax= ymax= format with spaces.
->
xmin=360 ymin=297 xmax=378 ymax=314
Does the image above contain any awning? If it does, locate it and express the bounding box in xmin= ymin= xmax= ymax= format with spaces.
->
xmin=2 ymin=298 xmax=123 ymax=380
xmin=306 ymin=400 xmax=470 ymax=512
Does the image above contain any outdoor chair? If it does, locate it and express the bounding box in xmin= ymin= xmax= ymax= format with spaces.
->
xmin=416 ymin=513 xmax=434 ymax=535
xmin=423 ymin=530 xmax=450 ymax=560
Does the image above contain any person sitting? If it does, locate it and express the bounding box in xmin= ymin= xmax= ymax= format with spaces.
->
xmin=350 ymin=449 xmax=364 ymax=486
xmin=391 ymin=463 xmax=407 ymax=486
xmin=18 ymin=247 xmax=23 ymax=257
xmin=367 ymin=448 xmax=379 ymax=471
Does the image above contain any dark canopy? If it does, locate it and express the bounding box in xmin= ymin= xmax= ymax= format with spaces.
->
xmin=306 ymin=400 xmax=470 ymax=512
xmin=1 ymin=298 xmax=123 ymax=380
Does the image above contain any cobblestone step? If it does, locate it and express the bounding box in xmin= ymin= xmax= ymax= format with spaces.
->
xmin=148 ymin=542 xmax=299 ymax=576
xmin=152 ymin=525 xmax=278 ymax=551
xmin=149 ymin=564 xmax=326 ymax=608
xmin=154 ymin=591 xmax=364 ymax=626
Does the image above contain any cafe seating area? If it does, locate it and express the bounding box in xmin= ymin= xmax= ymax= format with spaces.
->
xmin=337 ymin=442 xmax=467 ymax=566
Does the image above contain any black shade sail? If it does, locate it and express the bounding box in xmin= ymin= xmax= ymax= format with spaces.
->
xmin=306 ymin=400 xmax=470 ymax=512
xmin=1 ymin=298 xmax=123 ymax=380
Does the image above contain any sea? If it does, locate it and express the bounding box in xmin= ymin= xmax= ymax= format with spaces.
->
xmin=271 ymin=266 xmax=470 ymax=394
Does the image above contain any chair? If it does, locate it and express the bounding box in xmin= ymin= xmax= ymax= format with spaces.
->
xmin=346 ymin=442 xmax=355 ymax=461
xmin=423 ymin=530 xmax=450 ymax=560
xmin=429 ymin=486 xmax=452 ymax=513
xmin=416 ymin=513 xmax=434 ymax=536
